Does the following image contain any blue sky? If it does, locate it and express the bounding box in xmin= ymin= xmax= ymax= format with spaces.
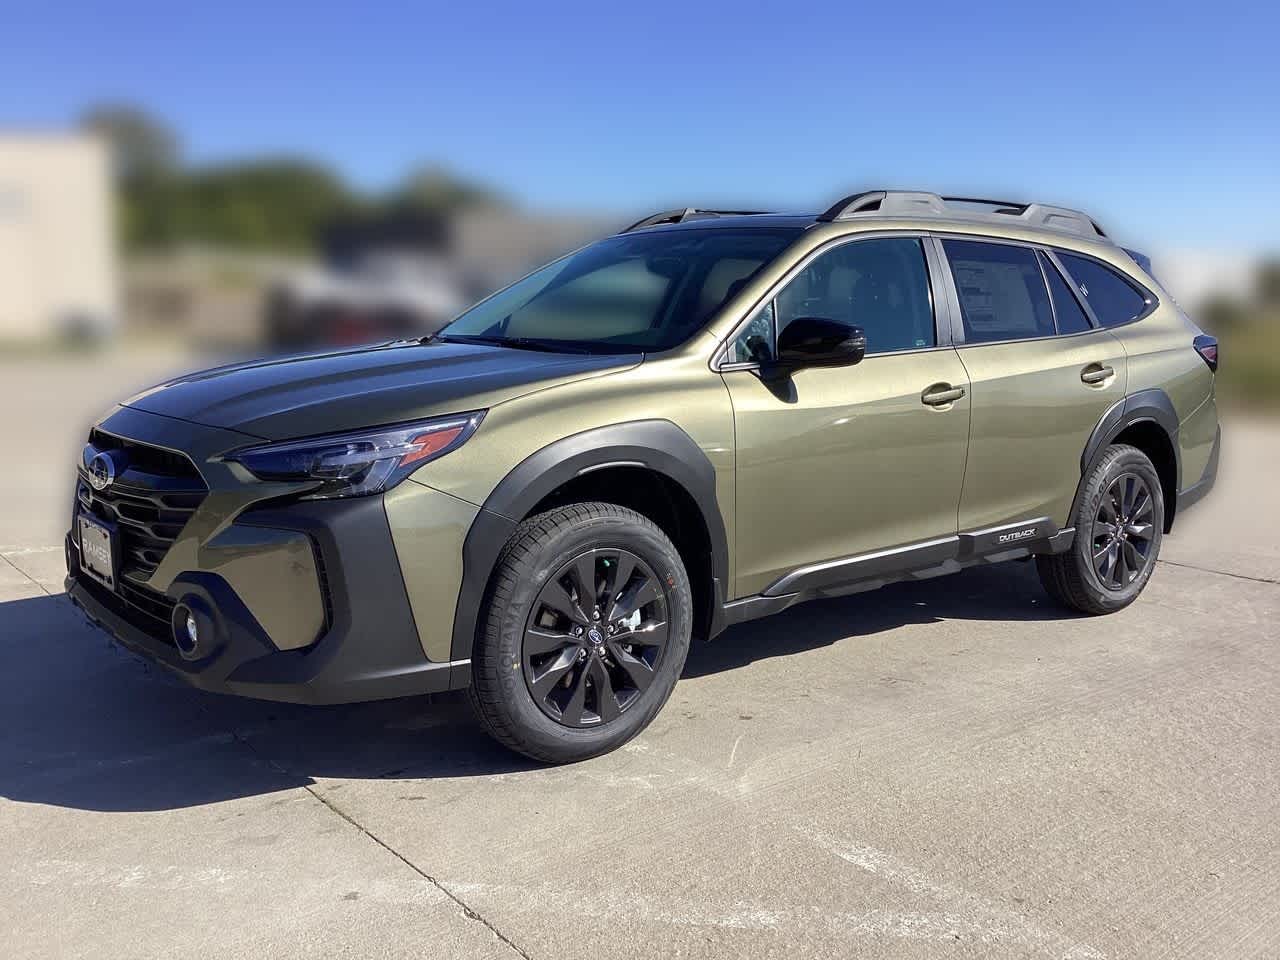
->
xmin=4 ymin=0 xmax=1278 ymax=250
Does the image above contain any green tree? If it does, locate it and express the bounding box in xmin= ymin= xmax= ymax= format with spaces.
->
xmin=81 ymin=104 xmax=184 ymax=249
xmin=81 ymin=104 xmax=179 ymax=181
xmin=1254 ymin=259 xmax=1280 ymax=309
xmin=388 ymin=165 xmax=503 ymax=214
xmin=81 ymin=103 xmax=502 ymax=253
xmin=174 ymin=159 xmax=357 ymax=251
xmin=1199 ymin=293 xmax=1247 ymax=334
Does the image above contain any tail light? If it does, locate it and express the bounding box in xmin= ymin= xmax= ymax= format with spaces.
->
xmin=1193 ymin=334 xmax=1218 ymax=372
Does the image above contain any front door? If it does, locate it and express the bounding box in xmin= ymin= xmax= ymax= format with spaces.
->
xmin=721 ymin=235 xmax=971 ymax=598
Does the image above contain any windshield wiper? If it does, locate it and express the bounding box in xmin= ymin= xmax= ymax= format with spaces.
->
xmin=432 ymin=334 xmax=592 ymax=355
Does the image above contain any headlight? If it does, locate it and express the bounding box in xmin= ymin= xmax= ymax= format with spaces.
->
xmin=226 ymin=411 xmax=484 ymax=499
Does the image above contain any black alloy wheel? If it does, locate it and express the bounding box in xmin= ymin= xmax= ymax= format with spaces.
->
xmin=1091 ymin=472 xmax=1157 ymax=590
xmin=522 ymin=548 xmax=669 ymax=727
xmin=1036 ymin=443 xmax=1165 ymax=616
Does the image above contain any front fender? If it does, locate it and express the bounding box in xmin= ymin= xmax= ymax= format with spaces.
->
xmin=448 ymin=419 xmax=729 ymax=663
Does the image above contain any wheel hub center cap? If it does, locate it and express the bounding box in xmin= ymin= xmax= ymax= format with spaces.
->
xmin=586 ymin=627 xmax=605 ymax=646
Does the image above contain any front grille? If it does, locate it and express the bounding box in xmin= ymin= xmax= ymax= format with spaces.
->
xmin=89 ymin=428 xmax=200 ymax=479
xmin=76 ymin=564 xmax=177 ymax=646
xmin=76 ymin=430 xmax=208 ymax=586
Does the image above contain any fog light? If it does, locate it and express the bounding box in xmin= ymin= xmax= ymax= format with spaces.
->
xmin=172 ymin=600 xmax=206 ymax=660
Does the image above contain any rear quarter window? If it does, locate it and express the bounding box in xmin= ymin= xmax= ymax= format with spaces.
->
xmin=1057 ymin=253 xmax=1152 ymax=327
xmin=1039 ymin=252 xmax=1093 ymax=335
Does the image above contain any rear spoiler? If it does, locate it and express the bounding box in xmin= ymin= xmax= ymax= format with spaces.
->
xmin=1123 ymin=247 xmax=1153 ymax=275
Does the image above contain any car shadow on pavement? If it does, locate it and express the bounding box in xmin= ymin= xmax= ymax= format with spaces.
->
xmin=684 ymin=559 xmax=1077 ymax=678
xmin=0 ymin=561 xmax=1076 ymax=813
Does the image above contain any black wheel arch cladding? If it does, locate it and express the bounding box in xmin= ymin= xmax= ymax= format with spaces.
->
xmin=1078 ymin=387 xmax=1181 ymax=529
xmin=451 ymin=419 xmax=728 ymax=663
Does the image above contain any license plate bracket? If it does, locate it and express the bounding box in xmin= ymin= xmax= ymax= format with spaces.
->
xmin=78 ymin=513 xmax=119 ymax=591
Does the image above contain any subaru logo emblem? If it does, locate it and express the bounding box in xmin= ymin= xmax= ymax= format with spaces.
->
xmin=87 ymin=452 xmax=116 ymax=492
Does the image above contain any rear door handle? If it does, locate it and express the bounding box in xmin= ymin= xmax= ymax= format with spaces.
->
xmin=1081 ymin=363 xmax=1115 ymax=385
xmin=921 ymin=384 xmax=966 ymax=407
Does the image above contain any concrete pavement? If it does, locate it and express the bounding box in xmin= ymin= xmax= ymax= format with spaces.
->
xmin=2 ymin=350 xmax=1277 ymax=958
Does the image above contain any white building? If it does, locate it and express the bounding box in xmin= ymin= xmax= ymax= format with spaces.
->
xmin=0 ymin=133 xmax=116 ymax=341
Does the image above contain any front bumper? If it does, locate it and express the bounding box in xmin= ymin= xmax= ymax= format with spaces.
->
xmin=67 ymin=490 xmax=471 ymax=705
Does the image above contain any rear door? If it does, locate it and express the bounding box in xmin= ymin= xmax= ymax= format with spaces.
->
xmin=721 ymin=234 xmax=971 ymax=597
xmin=937 ymin=237 xmax=1128 ymax=532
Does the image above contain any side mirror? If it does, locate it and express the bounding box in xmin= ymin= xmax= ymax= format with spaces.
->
xmin=772 ymin=317 xmax=866 ymax=372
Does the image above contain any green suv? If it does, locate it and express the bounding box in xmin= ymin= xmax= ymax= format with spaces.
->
xmin=66 ymin=191 xmax=1221 ymax=762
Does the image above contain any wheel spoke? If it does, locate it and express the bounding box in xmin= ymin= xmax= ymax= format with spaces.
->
xmin=626 ymin=618 xmax=668 ymax=649
xmin=588 ymin=658 xmax=620 ymax=723
xmin=1100 ymin=542 xmax=1119 ymax=585
xmin=610 ymin=574 xmax=660 ymax=622
xmin=570 ymin=554 xmax=600 ymax=614
xmin=525 ymin=625 xmax=576 ymax=657
xmin=1131 ymin=488 xmax=1152 ymax=521
xmin=540 ymin=579 xmax=587 ymax=624
xmin=1098 ymin=494 xmax=1118 ymax=523
xmin=604 ymin=552 xmax=637 ymax=612
xmin=608 ymin=641 xmax=655 ymax=692
xmin=559 ymin=662 xmax=589 ymax=725
xmin=1092 ymin=520 xmax=1115 ymax=546
xmin=1127 ymin=522 xmax=1154 ymax=542
xmin=529 ymin=647 xmax=580 ymax=700
xmin=1123 ymin=540 xmax=1144 ymax=576
xmin=1114 ymin=540 xmax=1129 ymax=586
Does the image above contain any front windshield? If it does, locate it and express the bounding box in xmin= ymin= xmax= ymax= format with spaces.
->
xmin=439 ymin=227 xmax=800 ymax=353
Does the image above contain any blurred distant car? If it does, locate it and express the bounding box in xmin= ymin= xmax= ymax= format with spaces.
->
xmin=266 ymin=251 xmax=467 ymax=349
xmin=265 ymin=210 xmax=473 ymax=349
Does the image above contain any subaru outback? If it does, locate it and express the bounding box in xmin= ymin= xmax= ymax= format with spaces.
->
xmin=66 ymin=190 xmax=1221 ymax=763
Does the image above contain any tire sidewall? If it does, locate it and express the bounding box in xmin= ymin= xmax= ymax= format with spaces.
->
xmin=484 ymin=510 xmax=692 ymax=761
xmin=1073 ymin=447 xmax=1164 ymax=610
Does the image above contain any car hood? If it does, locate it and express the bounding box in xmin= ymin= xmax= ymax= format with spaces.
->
xmin=123 ymin=340 xmax=641 ymax=440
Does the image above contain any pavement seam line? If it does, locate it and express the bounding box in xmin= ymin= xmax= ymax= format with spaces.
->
xmin=1 ymin=553 xmax=52 ymax=597
xmin=1157 ymin=558 xmax=1278 ymax=585
xmin=216 ymin=724 xmax=536 ymax=960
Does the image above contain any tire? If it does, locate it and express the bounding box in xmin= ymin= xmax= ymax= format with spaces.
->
xmin=1037 ymin=444 xmax=1165 ymax=615
xmin=468 ymin=502 xmax=692 ymax=763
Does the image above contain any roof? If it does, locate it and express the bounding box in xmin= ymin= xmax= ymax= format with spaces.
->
xmin=619 ymin=191 xmax=1113 ymax=246
xmin=615 ymin=213 xmax=817 ymax=235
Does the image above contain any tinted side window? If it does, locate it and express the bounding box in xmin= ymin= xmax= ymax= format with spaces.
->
xmin=1057 ymin=253 xmax=1150 ymax=327
xmin=775 ymin=238 xmax=934 ymax=355
xmin=1039 ymin=251 xmax=1092 ymax=334
xmin=727 ymin=301 xmax=774 ymax=364
xmin=943 ymin=240 xmax=1054 ymax=343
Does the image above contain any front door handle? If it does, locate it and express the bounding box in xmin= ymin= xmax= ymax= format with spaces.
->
xmin=1081 ymin=363 xmax=1115 ymax=385
xmin=921 ymin=383 xmax=966 ymax=407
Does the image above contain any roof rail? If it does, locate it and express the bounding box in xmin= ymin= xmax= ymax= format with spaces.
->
xmin=816 ymin=190 xmax=1109 ymax=241
xmin=622 ymin=208 xmax=770 ymax=232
